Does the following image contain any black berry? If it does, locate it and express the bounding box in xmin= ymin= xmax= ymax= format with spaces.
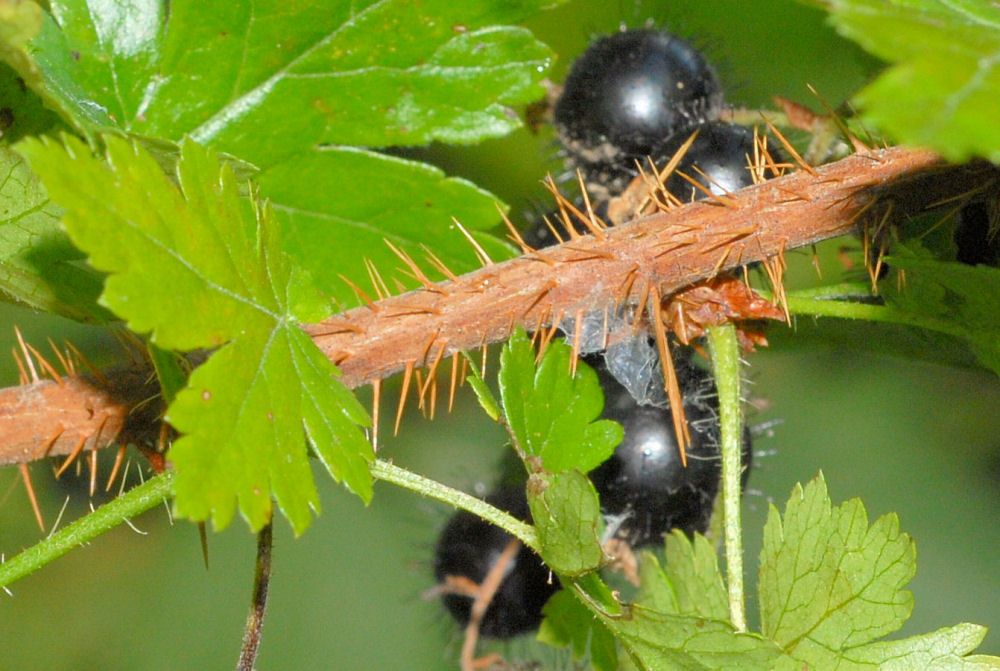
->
xmin=664 ymin=121 xmax=767 ymax=202
xmin=433 ymin=486 xmax=559 ymax=638
xmin=555 ymin=28 xmax=724 ymax=170
xmin=587 ymin=351 xmax=751 ymax=548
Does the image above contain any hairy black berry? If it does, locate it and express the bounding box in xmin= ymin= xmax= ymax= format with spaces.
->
xmin=664 ymin=121 xmax=767 ymax=202
xmin=587 ymin=351 xmax=751 ymax=548
xmin=433 ymin=486 xmax=559 ymax=638
xmin=554 ymin=28 xmax=724 ymax=170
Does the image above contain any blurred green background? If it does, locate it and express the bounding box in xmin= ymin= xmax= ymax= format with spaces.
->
xmin=3 ymin=1 xmax=1000 ymax=669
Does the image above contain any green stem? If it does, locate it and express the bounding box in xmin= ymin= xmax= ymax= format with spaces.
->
xmin=706 ymin=325 xmax=747 ymax=633
xmin=0 ymin=470 xmax=175 ymax=590
xmin=758 ymin=285 xmax=970 ymax=338
xmin=370 ymin=459 xmax=538 ymax=553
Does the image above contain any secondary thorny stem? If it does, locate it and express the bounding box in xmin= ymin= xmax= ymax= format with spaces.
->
xmin=0 ymin=146 xmax=996 ymax=466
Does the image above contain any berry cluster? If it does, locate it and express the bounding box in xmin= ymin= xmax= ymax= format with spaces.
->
xmin=554 ymin=28 xmax=773 ymax=206
xmin=433 ymin=26 xmax=760 ymax=645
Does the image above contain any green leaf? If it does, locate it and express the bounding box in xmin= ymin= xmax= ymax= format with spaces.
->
xmin=0 ymin=145 xmax=107 ymax=321
xmin=526 ymin=469 xmax=604 ymax=576
xmin=759 ymin=473 xmax=1000 ymax=669
xmin=461 ymin=351 xmax=501 ymax=422
xmin=18 ymin=134 xmax=373 ymax=534
xmin=257 ymin=146 xmax=515 ymax=306
xmin=10 ymin=0 xmax=560 ymax=167
xmin=635 ymin=531 xmax=730 ymax=622
xmin=817 ymin=0 xmax=1000 ymax=162
xmin=499 ymin=328 xmax=623 ymax=472
xmin=760 ymin=474 xmax=914 ymax=652
xmin=538 ymin=589 xmax=618 ymax=671
xmin=883 ymin=243 xmax=1000 ymax=376
xmin=0 ymin=61 xmax=64 ymax=144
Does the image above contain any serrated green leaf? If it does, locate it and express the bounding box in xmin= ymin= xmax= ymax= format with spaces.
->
xmin=461 ymin=351 xmax=501 ymax=422
xmin=609 ymin=608 xmax=796 ymax=671
xmin=499 ymin=328 xmax=623 ymax=472
xmin=9 ymin=0 xmax=560 ymax=167
xmin=526 ymin=470 xmax=604 ymax=576
xmin=18 ymin=134 xmax=373 ymax=533
xmin=538 ymin=589 xmax=618 ymax=671
xmin=257 ymin=146 xmax=515 ymax=306
xmin=883 ymin=243 xmax=1000 ymax=376
xmin=0 ymin=145 xmax=106 ymax=321
xmin=817 ymin=0 xmax=1000 ymax=162
xmin=635 ymin=531 xmax=730 ymax=622
xmin=760 ymin=474 xmax=915 ymax=653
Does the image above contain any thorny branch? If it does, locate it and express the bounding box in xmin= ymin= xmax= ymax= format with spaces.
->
xmin=0 ymin=146 xmax=996 ymax=468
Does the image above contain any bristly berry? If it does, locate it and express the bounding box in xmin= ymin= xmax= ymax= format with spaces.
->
xmin=433 ymin=486 xmax=559 ymax=639
xmin=554 ymin=28 xmax=724 ymax=171
xmin=664 ymin=121 xmax=769 ymax=202
xmin=586 ymin=351 xmax=752 ymax=548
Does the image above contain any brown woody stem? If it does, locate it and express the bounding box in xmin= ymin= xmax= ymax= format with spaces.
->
xmin=0 ymin=146 xmax=995 ymax=467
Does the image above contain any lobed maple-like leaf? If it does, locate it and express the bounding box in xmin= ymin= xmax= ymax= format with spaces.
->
xmin=499 ymin=328 xmax=622 ymax=473
xmin=816 ymin=0 xmax=1000 ymax=162
xmin=18 ymin=134 xmax=373 ymax=533
xmin=760 ymin=473 xmax=1000 ymax=669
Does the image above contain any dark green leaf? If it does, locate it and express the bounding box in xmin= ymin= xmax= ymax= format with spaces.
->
xmin=883 ymin=244 xmax=1000 ymax=376
xmin=18 ymin=134 xmax=373 ymax=533
xmin=0 ymin=145 xmax=106 ymax=321
xmin=526 ymin=470 xmax=604 ymax=576
xmin=257 ymin=146 xmax=515 ymax=306
xmin=12 ymin=0 xmax=560 ymax=167
xmin=818 ymin=0 xmax=1000 ymax=162
xmin=499 ymin=328 xmax=623 ymax=472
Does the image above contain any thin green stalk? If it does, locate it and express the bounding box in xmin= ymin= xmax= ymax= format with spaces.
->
xmin=370 ymin=459 xmax=538 ymax=552
xmin=0 ymin=470 xmax=175 ymax=590
xmin=707 ymin=325 xmax=746 ymax=632
xmin=761 ymin=287 xmax=968 ymax=338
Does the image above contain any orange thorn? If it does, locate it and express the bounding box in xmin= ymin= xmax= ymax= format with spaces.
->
xmin=56 ymin=436 xmax=89 ymax=478
xmin=394 ymin=361 xmax=415 ymax=435
xmin=498 ymin=206 xmax=536 ymax=254
xmin=88 ymin=448 xmax=98 ymax=497
xmin=570 ymin=310 xmax=584 ymax=377
xmin=574 ymin=171 xmax=607 ymax=240
xmin=339 ymin=273 xmax=381 ymax=312
xmin=421 ymin=244 xmax=460 ymax=283
xmin=13 ymin=345 xmax=28 ymax=385
xmin=364 ymin=258 xmax=391 ymax=301
xmin=650 ymin=286 xmax=689 ymax=465
xmin=452 ymin=218 xmax=494 ymax=267
xmin=106 ymin=444 xmax=128 ymax=492
xmin=370 ymin=378 xmax=381 ymax=453
xmin=46 ymin=337 xmax=72 ymax=376
xmin=19 ymin=464 xmax=44 ymax=532
xmin=385 ymin=240 xmax=443 ymax=293
xmin=24 ymin=342 xmax=63 ymax=384
xmin=448 ymin=353 xmax=460 ymax=413
xmin=540 ymin=213 xmax=566 ymax=245
xmin=64 ymin=341 xmax=106 ymax=387
xmin=14 ymin=327 xmax=39 ymax=382
xmin=761 ymin=114 xmax=817 ymax=176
